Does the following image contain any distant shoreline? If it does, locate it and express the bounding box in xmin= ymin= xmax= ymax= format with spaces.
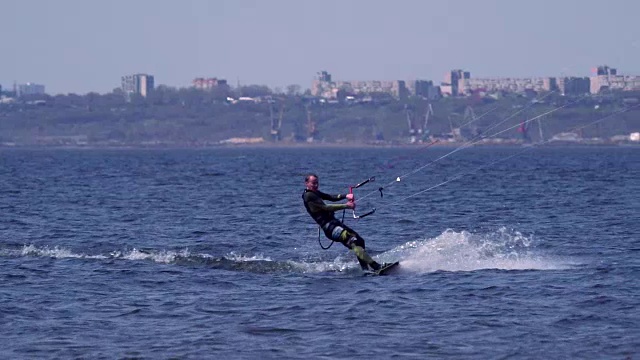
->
xmin=1 ymin=141 xmax=638 ymax=150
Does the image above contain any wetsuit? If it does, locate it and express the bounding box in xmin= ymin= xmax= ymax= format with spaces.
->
xmin=302 ymin=189 xmax=380 ymax=271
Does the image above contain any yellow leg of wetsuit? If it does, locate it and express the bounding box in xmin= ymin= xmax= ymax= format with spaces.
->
xmin=340 ymin=230 xmax=378 ymax=269
xmin=351 ymin=245 xmax=375 ymax=265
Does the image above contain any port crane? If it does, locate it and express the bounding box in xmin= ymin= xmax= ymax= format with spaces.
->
xmin=421 ymin=103 xmax=434 ymax=140
xmin=406 ymin=103 xmax=435 ymax=143
xmin=405 ymin=105 xmax=418 ymax=143
xmin=269 ymin=102 xmax=284 ymax=142
xmin=306 ymin=104 xmax=318 ymax=143
xmin=462 ymin=105 xmax=477 ymax=128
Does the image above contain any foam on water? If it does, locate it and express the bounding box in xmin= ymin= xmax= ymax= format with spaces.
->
xmin=2 ymin=227 xmax=574 ymax=275
xmin=15 ymin=244 xmax=108 ymax=260
xmin=221 ymin=251 xmax=358 ymax=274
xmin=222 ymin=251 xmax=272 ymax=262
xmin=382 ymin=227 xmax=572 ymax=273
xmin=2 ymin=245 xmax=189 ymax=264
xmin=116 ymin=248 xmax=192 ymax=263
xmin=287 ymin=257 xmax=356 ymax=274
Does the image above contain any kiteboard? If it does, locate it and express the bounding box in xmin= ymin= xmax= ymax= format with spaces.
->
xmin=366 ymin=261 xmax=400 ymax=276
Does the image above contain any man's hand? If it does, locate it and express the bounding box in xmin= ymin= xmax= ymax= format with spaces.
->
xmin=346 ymin=193 xmax=355 ymax=201
xmin=346 ymin=200 xmax=356 ymax=210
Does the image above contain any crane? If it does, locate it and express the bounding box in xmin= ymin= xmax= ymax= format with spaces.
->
xmin=270 ymin=102 xmax=284 ymax=142
xmin=306 ymin=104 xmax=317 ymax=143
xmin=405 ymin=104 xmax=417 ymax=143
xmin=420 ymin=103 xmax=434 ymax=142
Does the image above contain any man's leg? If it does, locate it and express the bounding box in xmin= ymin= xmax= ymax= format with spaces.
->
xmin=340 ymin=230 xmax=380 ymax=271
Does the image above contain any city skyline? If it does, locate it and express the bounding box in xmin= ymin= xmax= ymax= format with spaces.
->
xmin=2 ymin=0 xmax=639 ymax=95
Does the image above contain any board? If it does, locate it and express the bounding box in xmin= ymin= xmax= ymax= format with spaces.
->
xmin=369 ymin=261 xmax=400 ymax=276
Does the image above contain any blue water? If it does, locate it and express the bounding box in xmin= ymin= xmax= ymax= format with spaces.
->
xmin=1 ymin=146 xmax=638 ymax=359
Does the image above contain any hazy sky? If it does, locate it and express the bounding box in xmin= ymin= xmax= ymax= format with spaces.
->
xmin=2 ymin=0 xmax=638 ymax=95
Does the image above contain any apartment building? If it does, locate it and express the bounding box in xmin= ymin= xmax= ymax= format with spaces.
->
xmin=121 ymin=74 xmax=154 ymax=99
xmin=406 ymin=80 xmax=441 ymax=99
xmin=441 ymin=70 xmax=470 ymax=96
xmin=458 ymin=76 xmax=558 ymax=95
xmin=590 ymin=66 xmax=640 ymax=93
xmin=192 ymin=77 xmax=229 ymax=90
xmin=311 ymin=71 xmax=408 ymax=99
xmin=557 ymin=77 xmax=590 ymax=95
xmin=17 ymin=82 xmax=46 ymax=97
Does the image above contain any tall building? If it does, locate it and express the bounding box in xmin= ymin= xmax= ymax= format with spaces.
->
xmin=406 ymin=80 xmax=440 ymax=99
xmin=192 ymin=77 xmax=228 ymax=90
xmin=311 ymin=71 xmax=332 ymax=97
xmin=590 ymin=65 xmax=640 ymax=94
xmin=17 ymin=82 xmax=46 ymax=97
xmin=442 ymin=70 xmax=470 ymax=96
xmin=557 ymin=77 xmax=590 ymax=95
xmin=121 ymin=74 xmax=154 ymax=99
xmin=317 ymin=71 xmax=331 ymax=82
xmin=595 ymin=65 xmax=617 ymax=76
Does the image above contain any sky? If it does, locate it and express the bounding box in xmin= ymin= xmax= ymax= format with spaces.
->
xmin=2 ymin=0 xmax=639 ymax=95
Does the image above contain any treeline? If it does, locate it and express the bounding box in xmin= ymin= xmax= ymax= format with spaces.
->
xmin=0 ymin=85 xmax=638 ymax=145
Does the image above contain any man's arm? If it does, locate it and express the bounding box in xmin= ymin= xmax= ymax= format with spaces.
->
xmin=305 ymin=191 xmax=350 ymax=213
xmin=316 ymin=190 xmax=346 ymax=202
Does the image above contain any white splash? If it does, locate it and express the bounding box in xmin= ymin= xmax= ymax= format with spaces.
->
xmin=381 ymin=227 xmax=569 ymax=273
xmin=105 ymin=248 xmax=192 ymax=263
xmin=14 ymin=245 xmax=190 ymax=263
xmin=19 ymin=244 xmax=107 ymax=259
xmin=286 ymin=257 xmax=355 ymax=274
xmin=223 ymin=251 xmax=273 ymax=262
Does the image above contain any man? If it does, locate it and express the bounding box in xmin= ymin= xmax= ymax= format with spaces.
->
xmin=302 ymin=173 xmax=382 ymax=271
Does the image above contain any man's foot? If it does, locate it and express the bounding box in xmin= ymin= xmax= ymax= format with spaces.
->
xmin=369 ymin=262 xmax=381 ymax=271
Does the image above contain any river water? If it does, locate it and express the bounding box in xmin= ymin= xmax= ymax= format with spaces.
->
xmin=1 ymin=146 xmax=638 ymax=359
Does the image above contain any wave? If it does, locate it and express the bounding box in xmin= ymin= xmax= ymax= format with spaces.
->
xmin=1 ymin=228 xmax=573 ymax=275
xmin=0 ymin=245 xmax=360 ymax=275
xmin=383 ymin=227 xmax=573 ymax=273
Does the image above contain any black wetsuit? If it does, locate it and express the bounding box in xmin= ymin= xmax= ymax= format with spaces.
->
xmin=302 ymin=189 xmax=374 ymax=270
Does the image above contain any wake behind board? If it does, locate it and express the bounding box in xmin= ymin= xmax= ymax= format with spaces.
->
xmin=366 ymin=261 xmax=400 ymax=276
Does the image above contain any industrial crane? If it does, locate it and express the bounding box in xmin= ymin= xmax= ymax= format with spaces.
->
xmin=270 ymin=102 xmax=284 ymax=142
xmin=306 ymin=104 xmax=317 ymax=143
